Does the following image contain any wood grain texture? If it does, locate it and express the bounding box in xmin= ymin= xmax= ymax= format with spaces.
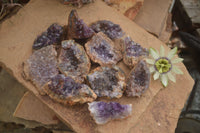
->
xmin=0 ymin=0 xmax=194 ymax=132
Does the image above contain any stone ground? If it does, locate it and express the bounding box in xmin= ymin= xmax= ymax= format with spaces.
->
xmin=0 ymin=68 xmax=73 ymax=133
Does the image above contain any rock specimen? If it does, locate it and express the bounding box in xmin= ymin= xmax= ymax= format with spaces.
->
xmin=67 ymin=10 xmax=94 ymax=39
xmin=58 ymin=40 xmax=91 ymax=83
xmin=44 ymin=74 xmax=97 ymax=105
xmin=64 ymin=0 xmax=94 ymax=8
xmin=123 ymin=36 xmax=148 ymax=67
xmin=88 ymin=101 xmax=132 ymax=124
xmin=87 ymin=66 xmax=125 ymax=98
xmin=85 ymin=32 xmax=122 ymax=66
xmin=33 ymin=23 xmax=63 ymax=50
xmin=125 ymin=60 xmax=150 ymax=97
xmin=23 ymin=45 xmax=59 ymax=94
xmin=90 ymin=20 xmax=124 ymax=40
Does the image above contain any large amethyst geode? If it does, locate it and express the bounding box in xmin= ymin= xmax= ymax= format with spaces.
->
xmin=123 ymin=36 xmax=148 ymax=68
xmin=88 ymin=101 xmax=132 ymax=124
xmin=87 ymin=66 xmax=125 ymax=98
xmin=23 ymin=45 xmax=59 ymax=95
xmin=85 ymin=32 xmax=122 ymax=66
xmin=67 ymin=10 xmax=94 ymax=39
xmin=90 ymin=20 xmax=124 ymax=40
xmin=126 ymin=60 xmax=150 ymax=97
xmin=44 ymin=74 xmax=97 ymax=105
xmin=33 ymin=23 xmax=63 ymax=50
xmin=58 ymin=40 xmax=91 ymax=83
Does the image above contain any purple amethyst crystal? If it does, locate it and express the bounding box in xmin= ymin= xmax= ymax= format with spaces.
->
xmin=87 ymin=66 xmax=125 ymax=98
xmin=23 ymin=45 xmax=59 ymax=95
xmin=44 ymin=74 xmax=97 ymax=105
xmin=123 ymin=36 xmax=148 ymax=67
xmin=126 ymin=60 xmax=150 ymax=97
xmin=90 ymin=20 xmax=124 ymax=40
xmin=33 ymin=23 xmax=63 ymax=50
xmin=58 ymin=40 xmax=91 ymax=83
xmin=85 ymin=32 xmax=122 ymax=66
xmin=67 ymin=10 xmax=94 ymax=39
xmin=88 ymin=101 xmax=132 ymax=124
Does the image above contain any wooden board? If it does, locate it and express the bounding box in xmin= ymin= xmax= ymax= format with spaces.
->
xmin=0 ymin=0 xmax=194 ymax=132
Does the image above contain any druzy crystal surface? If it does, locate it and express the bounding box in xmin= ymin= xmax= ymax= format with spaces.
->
xmin=23 ymin=45 xmax=59 ymax=94
xmin=44 ymin=74 xmax=97 ymax=105
xmin=87 ymin=66 xmax=125 ymax=98
xmin=90 ymin=20 xmax=124 ymax=40
xmin=85 ymin=32 xmax=122 ymax=66
xmin=58 ymin=40 xmax=91 ymax=83
xmin=88 ymin=101 xmax=132 ymax=124
xmin=126 ymin=60 xmax=150 ymax=97
xmin=33 ymin=23 xmax=63 ymax=50
xmin=123 ymin=36 xmax=148 ymax=67
xmin=68 ymin=10 xmax=94 ymax=39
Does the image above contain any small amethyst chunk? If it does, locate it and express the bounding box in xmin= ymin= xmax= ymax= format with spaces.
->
xmin=88 ymin=101 xmax=132 ymax=124
xmin=33 ymin=23 xmax=63 ymax=50
xmin=44 ymin=74 xmax=97 ymax=105
xmin=85 ymin=32 xmax=122 ymax=66
xmin=87 ymin=66 xmax=125 ymax=98
xmin=64 ymin=0 xmax=94 ymax=8
xmin=67 ymin=10 xmax=94 ymax=39
xmin=58 ymin=40 xmax=91 ymax=83
xmin=90 ymin=20 xmax=124 ymax=40
xmin=126 ymin=60 xmax=150 ymax=97
xmin=123 ymin=36 xmax=148 ymax=67
xmin=23 ymin=45 xmax=59 ymax=95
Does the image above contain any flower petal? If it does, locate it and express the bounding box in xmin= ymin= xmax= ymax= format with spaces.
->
xmin=160 ymin=45 xmax=165 ymax=57
xmin=167 ymin=47 xmax=177 ymax=59
xmin=146 ymin=58 xmax=155 ymax=64
xmin=153 ymin=71 xmax=160 ymax=80
xmin=149 ymin=66 xmax=155 ymax=73
xmin=167 ymin=72 xmax=176 ymax=83
xmin=172 ymin=66 xmax=183 ymax=74
xmin=161 ymin=74 xmax=168 ymax=87
xmin=172 ymin=58 xmax=184 ymax=64
xmin=149 ymin=48 xmax=159 ymax=59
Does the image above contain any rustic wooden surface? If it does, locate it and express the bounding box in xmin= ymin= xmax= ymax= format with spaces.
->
xmin=0 ymin=0 xmax=194 ymax=132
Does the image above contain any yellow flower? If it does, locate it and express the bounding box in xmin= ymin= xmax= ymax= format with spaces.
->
xmin=146 ymin=45 xmax=183 ymax=87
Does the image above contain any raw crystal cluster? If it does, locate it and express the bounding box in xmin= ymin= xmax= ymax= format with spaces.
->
xmin=87 ymin=66 xmax=125 ymax=98
xmin=23 ymin=45 xmax=59 ymax=94
xmin=24 ymin=9 xmax=153 ymax=124
xmin=85 ymin=32 xmax=122 ymax=66
xmin=126 ymin=60 xmax=150 ymax=97
xmin=44 ymin=74 xmax=97 ymax=105
xmin=123 ymin=36 xmax=148 ymax=67
xmin=58 ymin=40 xmax=91 ymax=83
xmin=90 ymin=20 xmax=124 ymax=40
xmin=33 ymin=23 xmax=63 ymax=50
xmin=88 ymin=101 xmax=132 ymax=124
xmin=67 ymin=10 xmax=94 ymax=39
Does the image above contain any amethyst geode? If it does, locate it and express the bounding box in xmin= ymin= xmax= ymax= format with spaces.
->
xmin=44 ymin=74 xmax=97 ymax=105
xmin=87 ymin=66 xmax=126 ymax=98
xmin=67 ymin=10 xmax=94 ymax=39
xmin=126 ymin=60 xmax=150 ymax=97
xmin=88 ymin=101 xmax=132 ymax=124
xmin=90 ymin=20 xmax=124 ymax=40
xmin=58 ymin=40 xmax=91 ymax=83
xmin=123 ymin=36 xmax=148 ymax=67
xmin=33 ymin=23 xmax=63 ymax=50
xmin=85 ymin=32 xmax=122 ymax=66
xmin=23 ymin=45 xmax=59 ymax=95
